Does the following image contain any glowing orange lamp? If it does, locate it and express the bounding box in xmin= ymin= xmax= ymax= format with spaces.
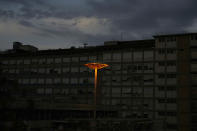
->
xmin=84 ymin=63 xmax=109 ymax=119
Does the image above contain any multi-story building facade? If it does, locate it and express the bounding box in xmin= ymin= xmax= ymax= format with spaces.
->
xmin=0 ymin=33 xmax=197 ymax=131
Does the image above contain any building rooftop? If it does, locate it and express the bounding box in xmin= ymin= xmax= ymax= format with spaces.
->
xmin=153 ymin=32 xmax=197 ymax=38
xmin=0 ymin=39 xmax=154 ymax=57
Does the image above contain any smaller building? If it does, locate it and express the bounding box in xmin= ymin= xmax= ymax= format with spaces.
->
xmin=13 ymin=42 xmax=38 ymax=52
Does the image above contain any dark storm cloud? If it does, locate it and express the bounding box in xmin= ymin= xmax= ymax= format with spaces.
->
xmin=0 ymin=9 xmax=15 ymax=19
xmin=0 ymin=0 xmax=56 ymax=19
xmin=0 ymin=0 xmax=89 ymax=20
xmin=18 ymin=20 xmax=35 ymax=28
xmin=86 ymin=0 xmax=139 ymax=16
xmin=37 ymin=27 xmax=111 ymax=43
xmin=0 ymin=0 xmax=197 ymax=50
xmin=86 ymin=0 xmax=197 ymax=34
xmin=0 ymin=0 xmax=45 ymax=7
xmin=1 ymin=0 xmax=197 ymax=29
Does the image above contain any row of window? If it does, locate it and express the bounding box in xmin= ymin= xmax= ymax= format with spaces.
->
xmin=2 ymin=68 xmax=92 ymax=74
xmin=158 ymin=37 xmax=176 ymax=42
xmin=158 ymin=49 xmax=176 ymax=54
xmin=158 ymin=35 xmax=197 ymax=42
xmin=2 ymin=50 xmax=182 ymax=65
xmin=1 ymin=57 xmax=88 ymax=65
xmin=2 ymin=64 xmax=155 ymax=74
xmin=37 ymin=88 xmax=94 ymax=95
xmin=1 ymin=52 xmax=156 ymax=65
xmin=103 ymin=51 xmax=154 ymax=60
xmin=158 ymin=74 xmax=176 ymax=78
xmin=158 ymin=61 xmax=176 ymax=66
xmin=2 ymin=68 xmax=155 ymax=74
xmin=18 ymin=78 xmax=94 ymax=84
xmin=158 ymin=86 xmax=177 ymax=91
xmin=158 ymin=111 xmax=177 ymax=116
xmin=158 ymin=98 xmax=176 ymax=103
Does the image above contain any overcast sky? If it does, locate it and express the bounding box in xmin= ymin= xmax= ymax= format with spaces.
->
xmin=0 ymin=0 xmax=197 ymax=50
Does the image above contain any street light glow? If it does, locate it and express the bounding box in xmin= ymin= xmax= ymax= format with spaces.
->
xmin=84 ymin=62 xmax=109 ymax=120
xmin=84 ymin=63 xmax=109 ymax=70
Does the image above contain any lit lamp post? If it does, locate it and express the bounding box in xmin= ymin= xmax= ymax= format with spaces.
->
xmin=84 ymin=63 xmax=109 ymax=120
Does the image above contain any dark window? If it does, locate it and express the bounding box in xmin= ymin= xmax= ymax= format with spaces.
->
xmin=191 ymin=35 xmax=195 ymax=40
xmin=179 ymin=49 xmax=184 ymax=51
xmin=171 ymin=37 xmax=176 ymax=41
xmin=167 ymin=61 xmax=176 ymax=66
xmin=143 ymin=113 xmax=148 ymax=118
xmin=192 ymin=35 xmax=197 ymax=40
xmin=165 ymin=37 xmax=176 ymax=42
xmin=158 ymin=86 xmax=165 ymax=90
xmin=167 ymin=74 xmax=176 ymax=78
xmin=166 ymin=86 xmax=176 ymax=91
xmin=158 ymin=49 xmax=165 ymax=54
xmin=166 ymin=123 xmax=177 ymax=129
xmin=159 ymin=62 xmax=165 ymax=66
xmin=158 ymin=74 xmax=165 ymax=78
xmin=158 ymin=111 xmax=177 ymax=116
xmin=138 ymin=66 xmax=142 ymax=70
xmin=158 ymin=86 xmax=176 ymax=91
xmin=143 ymin=66 xmax=148 ymax=70
xmin=158 ymin=98 xmax=176 ymax=103
xmin=167 ymin=49 xmax=175 ymax=54
xmin=159 ymin=38 xmax=165 ymax=42
xmin=167 ymin=37 xmax=170 ymax=42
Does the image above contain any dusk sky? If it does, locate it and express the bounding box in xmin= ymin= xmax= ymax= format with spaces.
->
xmin=0 ymin=0 xmax=197 ymax=50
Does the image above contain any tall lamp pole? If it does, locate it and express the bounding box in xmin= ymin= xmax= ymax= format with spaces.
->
xmin=84 ymin=63 xmax=109 ymax=120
